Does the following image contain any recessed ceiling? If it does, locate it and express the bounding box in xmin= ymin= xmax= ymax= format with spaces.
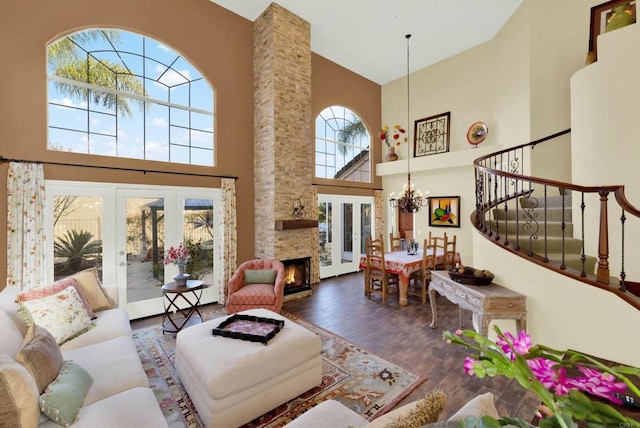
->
xmin=209 ymin=0 xmax=523 ymax=85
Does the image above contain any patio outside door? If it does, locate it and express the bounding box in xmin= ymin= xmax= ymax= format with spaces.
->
xmin=318 ymin=195 xmax=373 ymax=278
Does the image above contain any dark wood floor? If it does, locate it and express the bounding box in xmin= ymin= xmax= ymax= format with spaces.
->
xmin=132 ymin=271 xmax=539 ymax=420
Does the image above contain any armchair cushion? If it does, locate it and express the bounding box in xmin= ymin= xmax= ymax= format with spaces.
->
xmin=244 ymin=269 xmax=277 ymax=285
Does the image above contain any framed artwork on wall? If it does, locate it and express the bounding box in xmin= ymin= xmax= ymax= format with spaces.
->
xmin=589 ymin=1 xmax=636 ymax=59
xmin=414 ymin=112 xmax=450 ymax=157
xmin=428 ymin=196 xmax=460 ymax=228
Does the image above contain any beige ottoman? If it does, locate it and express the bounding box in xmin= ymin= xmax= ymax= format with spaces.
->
xmin=175 ymin=308 xmax=322 ymax=428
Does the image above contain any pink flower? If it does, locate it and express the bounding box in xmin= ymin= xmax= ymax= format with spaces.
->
xmin=568 ymin=366 xmax=627 ymax=404
xmin=496 ymin=330 xmax=532 ymax=360
xmin=163 ymin=243 xmax=190 ymax=267
xmin=464 ymin=356 xmax=478 ymax=376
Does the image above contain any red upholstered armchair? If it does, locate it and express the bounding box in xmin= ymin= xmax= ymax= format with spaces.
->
xmin=225 ymin=259 xmax=286 ymax=314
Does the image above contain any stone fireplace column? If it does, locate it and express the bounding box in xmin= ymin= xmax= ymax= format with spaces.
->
xmin=253 ymin=3 xmax=317 ymax=289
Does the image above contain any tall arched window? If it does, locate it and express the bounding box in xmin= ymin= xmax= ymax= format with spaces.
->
xmin=47 ymin=29 xmax=214 ymax=166
xmin=315 ymin=106 xmax=370 ymax=183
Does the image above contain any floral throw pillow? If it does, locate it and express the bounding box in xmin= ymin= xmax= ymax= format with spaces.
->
xmin=19 ymin=286 xmax=94 ymax=345
xmin=16 ymin=277 xmax=95 ymax=319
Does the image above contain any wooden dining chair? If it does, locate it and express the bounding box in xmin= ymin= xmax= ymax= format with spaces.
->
xmin=389 ymin=233 xmax=402 ymax=251
xmin=408 ymin=238 xmax=436 ymax=304
xmin=428 ymin=231 xmax=449 ymax=270
xmin=365 ymin=238 xmax=398 ymax=304
xmin=443 ymin=234 xmax=457 ymax=269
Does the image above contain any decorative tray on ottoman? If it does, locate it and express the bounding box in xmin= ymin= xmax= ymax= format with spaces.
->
xmin=212 ymin=314 xmax=285 ymax=345
xmin=448 ymin=267 xmax=495 ymax=286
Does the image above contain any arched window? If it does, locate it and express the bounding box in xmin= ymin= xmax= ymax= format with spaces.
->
xmin=47 ymin=29 xmax=214 ymax=166
xmin=315 ymin=106 xmax=370 ymax=183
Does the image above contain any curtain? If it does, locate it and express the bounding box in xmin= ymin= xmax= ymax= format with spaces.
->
xmin=216 ymin=178 xmax=237 ymax=303
xmin=374 ymin=190 xmax=384 ymax=241
xmin=7 ymin=162 xmax=47 ymax=290
xmin=310 ymin=186 xmax=320 ymax=284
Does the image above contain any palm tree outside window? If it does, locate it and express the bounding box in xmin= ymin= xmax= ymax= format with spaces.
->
xmin=47 ymin=29 xmax=214 ymax=166
xmin=315 ymin=106 xmax=371 ymax=183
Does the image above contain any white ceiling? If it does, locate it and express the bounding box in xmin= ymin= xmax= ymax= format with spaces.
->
xmin=209 ymin=0 xmax=523 ymax=85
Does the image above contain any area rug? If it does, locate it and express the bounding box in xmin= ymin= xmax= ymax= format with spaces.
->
xmin=133 ymin=308 xmax=425 ymax=427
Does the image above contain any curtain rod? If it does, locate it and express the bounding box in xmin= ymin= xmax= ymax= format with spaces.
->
xmin=0 ymin=156 xmax=239 ymax=180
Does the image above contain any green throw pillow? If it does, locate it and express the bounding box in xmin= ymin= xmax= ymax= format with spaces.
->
xmin=244 ymin=269 xmax=277 ymax=285
xmin=39 ymin=360 xmax=93 ymax=427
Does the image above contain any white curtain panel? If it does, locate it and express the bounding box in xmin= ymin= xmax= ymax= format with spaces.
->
xmin=217 ymin=178 xmax=237 ymax=303
xmin=6 ymin=162 xmax=47 ymax=290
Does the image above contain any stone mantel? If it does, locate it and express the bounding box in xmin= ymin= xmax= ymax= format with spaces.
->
xmin=375 ymin=144 xmax=502 ymax=177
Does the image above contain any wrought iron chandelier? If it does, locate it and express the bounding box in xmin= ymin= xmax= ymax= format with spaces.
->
xmin=389 ymin=34 xmax=428 ymax=213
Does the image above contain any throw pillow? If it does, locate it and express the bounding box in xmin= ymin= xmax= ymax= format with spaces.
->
xmin=0 ymin=307 xmax=25 ymax=358
xmin=72 ymin=267 xmax=115 ymax=312
xmin=19 ymin=286 xmax=94 ymax=345
xmin=447 ymin=392 xmax=499 ymax=421
xmin=382 ymin=390 xmax=447 ymax=428
xmin=16 ymin=277 xmax=96 ymax=319
xmin=244 ymin=269 xmax=277 ymax=285
xmin=0 ymin=354 xmax=40 ymax=428
xmin=15 ymin=325 xmax=64 ymax=393
xmin=39 ymin=360 xmax=93 ymax=427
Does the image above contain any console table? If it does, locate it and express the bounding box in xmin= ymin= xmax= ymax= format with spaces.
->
xmin=429 ymin=270 xmax=527 ymax=336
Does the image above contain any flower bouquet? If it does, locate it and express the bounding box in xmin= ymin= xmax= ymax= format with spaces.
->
xmin=163 ymin=243 xmax=191 ymax=285
xmin=443 ymin=327 xmax=640 ymax=427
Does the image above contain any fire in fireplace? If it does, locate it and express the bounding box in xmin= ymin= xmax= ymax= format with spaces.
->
xmin=281 ymin=257 xmax=311 ymax=296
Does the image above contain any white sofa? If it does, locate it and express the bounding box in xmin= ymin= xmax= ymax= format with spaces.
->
xmin=0 ymin=283 xmax=167 ymax=427
xmin=283 ymin=391 xmax=501 ymax=428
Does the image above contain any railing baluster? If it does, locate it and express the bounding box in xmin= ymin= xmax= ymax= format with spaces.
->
xmin=580 ymin=192 xmax=586 ymax=277
xmin=597 ymin=190 xmax=610 ymax=284
xmin=560 ymin=188 xmax=566 ymax=270
xmin=543 ymin=185 xmax=548 ymax=262
xmin=619 ymin=208 xmax=626 ymax=291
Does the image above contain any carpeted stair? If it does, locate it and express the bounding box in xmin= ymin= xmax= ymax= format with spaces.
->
xmin=491 ymin=193 xmax=597 ymax=275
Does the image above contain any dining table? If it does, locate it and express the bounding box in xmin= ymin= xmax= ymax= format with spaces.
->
xmin=358 ymin=249 xmax=462 ymax=306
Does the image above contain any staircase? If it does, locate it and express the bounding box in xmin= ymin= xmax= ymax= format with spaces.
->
xmin=492 ymin=193 xmax=597 ymax=275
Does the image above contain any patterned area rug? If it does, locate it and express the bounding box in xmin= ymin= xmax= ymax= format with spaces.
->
xmin=133 ymin=308 xmax=425 ymax=427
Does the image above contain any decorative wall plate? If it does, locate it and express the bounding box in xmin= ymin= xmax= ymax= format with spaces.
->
xmin=466 ymin=122 xmax=488 ymax=146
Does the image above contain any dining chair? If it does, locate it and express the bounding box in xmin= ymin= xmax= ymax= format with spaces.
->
xmin=443 ymin=234 xmax=457 ymax=269
xmin=407 ymin=238 xmax=436 ymax=304
xmin=389 ymin=233 xmax=402 ymax=251
xmin=365 ymin=238 xmax=398 ymax=304
xmin=427 ymin=231 xmax=449 ymax=270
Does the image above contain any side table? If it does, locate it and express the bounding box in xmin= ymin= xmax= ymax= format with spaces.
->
xmin=162 ymin=279 xmax=204 ymax=333
xmin=429 ymin=270 xmax=527 ymax=337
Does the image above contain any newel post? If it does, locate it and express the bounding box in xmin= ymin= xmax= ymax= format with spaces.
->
xmin=597 ymin=189 xmax=610 ymax=284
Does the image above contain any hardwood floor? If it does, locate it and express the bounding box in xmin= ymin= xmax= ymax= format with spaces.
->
xmin=132 ymin=271 xmax=539 ymax=421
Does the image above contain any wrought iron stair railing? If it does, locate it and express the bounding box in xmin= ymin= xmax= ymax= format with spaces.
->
xmin=473 ymin=129 xmax=640 ymax=310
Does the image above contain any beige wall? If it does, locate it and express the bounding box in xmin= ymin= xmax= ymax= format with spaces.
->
xmin=0 ymin=0 xmax=381 ymax=287
xmin=381 ymin=0 xmax=640 ymax=363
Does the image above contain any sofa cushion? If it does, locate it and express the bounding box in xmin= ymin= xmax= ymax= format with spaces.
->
xmin=39 ymin=387 xmax=168 ymax=428
xmin=244 ymin=269 xmax=277 ymax=285
xmin=15 ymin=325 xmax=64 ymax=393
xmin=59 ymin=307 xmax=132 ymax=351
xmin=61 ymin=336 xmax=150 ymax=405
xmin=16 ymin=277 xmax=96 ymax=319
xmin=0 ymin=354 xmax=40 ymax=428
xmin=72 ymin=268 xmax=115 ymax=312
xmin=19 ymin=286 xmax=94 ymax=345
xmin=0 ymin=307 xmax=24 ymax=357
xmin=368 ymin=390 xmax=447 ymax=428
xmin=284 ymin=399 xmax=368 ymax=428
xmin=39 ymin=360 xmax=93 ymax=427
xmin=447 ymin=392 xmax=499 ymax=421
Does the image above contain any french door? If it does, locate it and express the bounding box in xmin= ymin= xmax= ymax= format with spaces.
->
xmin=46 ymin=181 xmax=221 ymax=320
xmin=318 ymin=195 xmax=374 ymax=278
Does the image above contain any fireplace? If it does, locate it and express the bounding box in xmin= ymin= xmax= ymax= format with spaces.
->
xmin=281 ymin=257 xmax=311 ymax=296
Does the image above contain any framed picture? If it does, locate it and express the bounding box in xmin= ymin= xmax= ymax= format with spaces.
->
xmin=414 ymin=112 xmax=450 ymax=157
xmin=428 ymin=196 xmax=460 ymax=228
xmin=589 ymin=1 xmax=636 ymax=59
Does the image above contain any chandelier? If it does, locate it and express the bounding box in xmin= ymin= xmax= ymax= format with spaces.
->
xmin=389 ymin=34 xmax=428 ymax=213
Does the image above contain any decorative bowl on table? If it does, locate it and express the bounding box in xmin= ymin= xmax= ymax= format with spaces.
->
xmin=448 ymin=266 xmax=494 ymax=286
